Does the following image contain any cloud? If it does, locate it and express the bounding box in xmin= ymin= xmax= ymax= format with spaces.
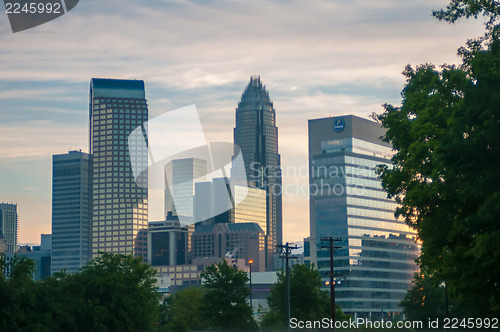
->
xmin=0 ymin=0 xmax=488 ymax=243
xmin=0 ymin=121 xmax=87 ymax=159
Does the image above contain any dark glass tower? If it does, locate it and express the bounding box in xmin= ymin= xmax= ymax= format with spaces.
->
xmin=89 ymin=78 xmax=148 ymax=260
xmin=51 ymin=150 xmax=91 ymax=274
xmin=233 ymin=76 xmax=282 ymax=270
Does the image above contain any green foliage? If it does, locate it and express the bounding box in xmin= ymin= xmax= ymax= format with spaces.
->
xmin=401 ymin=273 xmax=447 ymax=321
xmin=162 ymin=287 xmax=205 ymax=332
xmin=433 ymin=0 xmax=500 ymax=33
xmin=377 ymin=37 xmax=500 ymax=316
xmin=261 ymin=264 xmax=348 ymax=330
xmin=0 ymin=253 xmax=161 ymax=332
xmin=77 ymin=253 xmax=161 ymax=331
xmin=199 ymin=260 xmax=257 ymax=331
xmin=0 ymin=256 xmax=37 ymax=331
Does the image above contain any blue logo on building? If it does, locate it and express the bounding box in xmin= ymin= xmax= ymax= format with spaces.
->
xmin=334 ymin=118 xmax=345 ymax=132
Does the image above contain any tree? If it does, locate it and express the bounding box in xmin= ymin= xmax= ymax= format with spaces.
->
xmin=401 ymin=273 xmax=447 ymax=321
xmin=0 ymin=256 xmax=37 ymax=331
xmin=0 ymin=253 xmax=161 ymax=331
xmin=162 ymin=287 xmax=205 ymax=332
xmin=199 ymin=260 xmax=257 ymax=331
xmin=433 ymin=0 xmax=500 ymax=33
xmin=376 ymin=16 xmax=500 ymax=315
xmin=76 ymin=253 xmax=161 ymax=332
xmin=261 ymin=264 xmax=348 ymax=330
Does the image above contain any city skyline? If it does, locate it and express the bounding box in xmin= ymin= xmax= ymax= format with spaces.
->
xmin=0 ymin=0 xmax=486 ymax=244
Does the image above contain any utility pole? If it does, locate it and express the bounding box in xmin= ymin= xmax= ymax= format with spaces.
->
xmin=321 ymin=237 xmax=341 ymax=331
xmin=276 ymin=242 xmax=299 ymax=332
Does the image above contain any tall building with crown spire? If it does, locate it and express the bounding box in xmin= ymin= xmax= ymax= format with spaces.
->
xmin=233 ymin=76 xmax=282 ymax=270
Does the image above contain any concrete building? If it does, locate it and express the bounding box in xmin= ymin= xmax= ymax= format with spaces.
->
xmin=5 ymin=234 xmax=52 ymax=280
xmin=89 ymin=78 xmax=148 ymax=260
xmin=153 ymin=257 xmax=247 ymax=294
xmin=51 ymin=150 xmax=91 ymax=274
xmin=308 ymin=115 xmax=419 ymax=318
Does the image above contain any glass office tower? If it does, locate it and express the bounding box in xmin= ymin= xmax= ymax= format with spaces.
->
xmin=233 ymin=76 xmax=282 ymax=270
xmin=51 ymin=150 xmax=91 ymax=273
xmin=193 ymin=178 xmax=267 ymax=235
xmin=0 ymin=202 xmax=18 ymax=253
xmin=308 ymin=115 xmax=419 ymax=318
xmin=164 ymin=158 xmax=207 ymax=220
xmin=89 ymin=78 xmax=148 ymax=260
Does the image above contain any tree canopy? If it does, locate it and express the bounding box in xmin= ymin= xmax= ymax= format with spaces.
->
xmin=377 ymin=4 xmax=500 ymax=315
xmin=161 ymin=287 xmax=205 ymax=332
xmin=0 ymin=253 xmax=161 ymax=332
xmin=199 ymin=260 xmax=257 ymax=331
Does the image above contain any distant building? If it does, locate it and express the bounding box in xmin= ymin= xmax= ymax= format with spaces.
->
xmin=40 ymin=234 xmax=52 ymax=252
xmin=148 ymin=213 xmax=194 ymax=266
xmin=246 ymin=271 xmax=278 ymax=316
xmin=89 ymin=78 xmax=149 ymax=260
xmin=5 ymin=234 xmax=51 ymax=280
xmin=303 ymin=237 xmax=311 ymax=266
xmin=273 ymin=251 xmax=304 ymax=271
xmin=233 ymin=76 xmax=282 ymax=270
xmin=308 ymin=115 xmax=419 ymax=318
xmin=192 ymin=222 xmax=265 ymax=272
xmin=165 ymin=158 xmax=207 ymax=220
xmin=153 ymin=257 xmax=248 ymax=295
xmin=0 ymin=234 xmax=6 ymax=254
xmin=0 ymin=202 xmax=18 ymax=253
xmin=51 ymin=151 xmax=91 ymax=274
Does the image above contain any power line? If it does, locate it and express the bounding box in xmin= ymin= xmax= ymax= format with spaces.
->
xmin=276 ymin=242 xmax=299 ymax=332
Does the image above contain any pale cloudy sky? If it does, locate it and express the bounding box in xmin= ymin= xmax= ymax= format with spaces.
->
xmin=0 ymin=0 xmax=485 ymax=244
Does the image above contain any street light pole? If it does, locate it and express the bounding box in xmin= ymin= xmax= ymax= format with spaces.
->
xmin=248 ymin=259 xmax=253 ymax=310
xmin=321 ymin=237 xmax=341 ymax=331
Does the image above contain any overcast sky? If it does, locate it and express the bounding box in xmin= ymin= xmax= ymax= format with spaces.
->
xmin=0 ymin=0 xmax=486 ymax=244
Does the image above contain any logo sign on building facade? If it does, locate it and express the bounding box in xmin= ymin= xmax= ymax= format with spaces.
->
xmin=334 ymin=118 xmax=345 ymax=132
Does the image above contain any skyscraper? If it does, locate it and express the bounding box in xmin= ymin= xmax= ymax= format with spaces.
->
xmin=233 ymin=76 xmax=282 ymax=270
xmin=51 ymin=150 xmax=91 ymax=274
xmin=89 ymin=78 xmax=148 ymax=260
xmin=0 ymin=202 xmax=18 ymax=253
xmin=164 ymin=158 xmax=207 ymax=220
xmin=193 ymin=178 xmax=267 ymax=234
xmin=308 ymin=115 xmax=419 ymax=318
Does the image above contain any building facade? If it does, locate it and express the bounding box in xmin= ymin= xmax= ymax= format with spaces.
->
xmin=148 ymin=214 xmax=194 ymax=266
xmin=51 ymin=150 xmax=91 ymax=274
xmin=89 ymin=78 xmax=148 ymax=260
xmin=233 ymin=76 xmax=282 ymax=270
xmin=0 ymin=202 xmax=18 ymax=253
xmin=164 ymin=158 xmax=207 ymax=220
xmin=194 ymin=178 xmax=267 ymax=234
xmin=5 ymin=234 xmax=52 ymax=280
xmin=308 ymin=115 xmax=419 ymax=318
xmin=192 ymin=222 xmax=265 ymax=272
